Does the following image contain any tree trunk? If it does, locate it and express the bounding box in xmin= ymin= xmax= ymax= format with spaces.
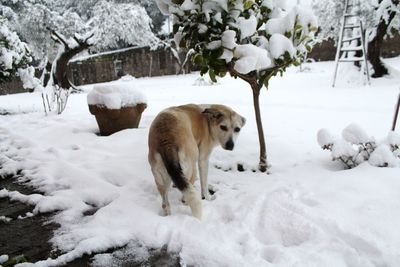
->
xmin=392 ymin=93 xmax=400 ymax=131
xmin=250 ymin=82 xmax=268 ymax=172
xmin=54 ymin=44 xmax=90 ymax=89
xmin=367 ymin=0 xmax=398 ymax=77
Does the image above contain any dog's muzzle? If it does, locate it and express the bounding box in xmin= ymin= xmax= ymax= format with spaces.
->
xmin=225 ymin=139 xmax=234 ymax=150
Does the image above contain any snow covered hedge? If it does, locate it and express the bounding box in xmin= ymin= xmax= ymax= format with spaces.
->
xmin=156 ymin=0 xmax=318 ymax=82
xmin=0 ymin=17 xmax=31 ymax=83
xmin=318 ymin=124 xmax=400 ymax=168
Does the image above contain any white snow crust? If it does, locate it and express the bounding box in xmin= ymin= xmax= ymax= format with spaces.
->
xmin=233 ymin=44 xmax=271 ymax=74
xmin=1 ymin=58 xmax=400 ymax=267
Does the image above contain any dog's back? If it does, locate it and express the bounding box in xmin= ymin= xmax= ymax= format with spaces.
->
xmin=148 ymin=105 xmax=204 ymax=218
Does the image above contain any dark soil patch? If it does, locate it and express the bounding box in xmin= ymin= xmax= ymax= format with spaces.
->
xmin=0 ymin=174 xmax=181 ymax=267
xmin=0 ymin=176 xmax=59 ymax=263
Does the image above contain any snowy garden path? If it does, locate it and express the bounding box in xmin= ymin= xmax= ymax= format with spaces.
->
xmin=1 ymin=60 xmax=400 ymax=266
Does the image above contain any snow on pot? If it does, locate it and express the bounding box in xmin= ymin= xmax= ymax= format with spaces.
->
xmin=87 ymin=84 xmax=147 ymax=136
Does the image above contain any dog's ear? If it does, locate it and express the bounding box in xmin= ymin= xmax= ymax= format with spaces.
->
xmin=202 ymin=108 xmax=224 ymax=120
xmin=241 ymin=116 xmax=246 ymax=126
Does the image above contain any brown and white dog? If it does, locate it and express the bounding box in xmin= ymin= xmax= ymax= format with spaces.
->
xmin=148 ymin=104 xmax=246 ymax=219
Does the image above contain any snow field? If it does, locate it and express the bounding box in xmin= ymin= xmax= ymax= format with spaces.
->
xmin=0 ymin=60 xmax=400 ymax=266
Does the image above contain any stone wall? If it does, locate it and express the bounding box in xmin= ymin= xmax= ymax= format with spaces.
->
xmin=0 ymin=78 xmax=26 ymax=95
xmin=68 ymin=46 xmax=187 ymax=86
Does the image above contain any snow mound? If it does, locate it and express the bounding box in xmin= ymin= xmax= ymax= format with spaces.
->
xmin=369 ymin=145 xmax=399 ymax=168
xmin=387 ymin=131 xmax=400 ymax=148
xmin=317 ymin=128 xmax=335 ymax=149
xmin=342 ymin=123 xmax=371 ymax=144
xmin=118 ymin=74 xmax=137 ymax=82
xmin=269 ymin=34 xmax=296 ymax=59
xmin=233 ymin=44 xmax=271 ymax=74
xmin=331 ymin=139 xmax=357 ymax=159
xmin=87 ymin=84 xmax=146 ymax=109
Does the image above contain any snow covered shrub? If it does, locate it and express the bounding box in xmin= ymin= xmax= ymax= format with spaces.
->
xmin=0 ymin=17 xmax=31 ymax=82
xmin=156 ymin=0 xmax=318 ymax=171
xmin=317 ymin=124 xmax=400 ymax=169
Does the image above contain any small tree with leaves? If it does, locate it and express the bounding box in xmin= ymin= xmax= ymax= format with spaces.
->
xmin=156 ymin=0 xmax=317 ymax=171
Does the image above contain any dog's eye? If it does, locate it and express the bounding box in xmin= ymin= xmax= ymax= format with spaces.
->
xmin=234 ymin=127 xmax=241 ymax=133
xmin=220 ymin=125 xmax=228 ymax=131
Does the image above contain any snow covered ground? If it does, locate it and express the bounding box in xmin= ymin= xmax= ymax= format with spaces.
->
xmin=1 ymin=59 xmax=400 ymax=267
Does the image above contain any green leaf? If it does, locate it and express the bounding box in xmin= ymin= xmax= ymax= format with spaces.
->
xmin=200 ymin=66 xmax=209 ymax=76
xmin=193 ymin=54 xmax=204 ymax=65
xmin=244 ymin=0 xmax=254 ymax=10
xmin=3 ymin=255 xmax=28 ymax=267
xmin=209 ymin=69 xmax=218 ymax=83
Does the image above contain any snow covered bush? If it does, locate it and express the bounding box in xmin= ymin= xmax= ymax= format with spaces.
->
xmin=156 ymin=0 xmax=318 ymax=171
xmin=317 ymin=124 xmax=400 ymax=169
xmin=0 ymin=17 xmax=31 ymax=82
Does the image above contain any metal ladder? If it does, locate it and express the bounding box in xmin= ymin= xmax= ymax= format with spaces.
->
xmin=332 ymin=0 xmax=370 ymax=87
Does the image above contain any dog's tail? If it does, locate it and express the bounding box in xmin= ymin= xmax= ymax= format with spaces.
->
xmin=160 ymin=148 xmax=202 ymax=219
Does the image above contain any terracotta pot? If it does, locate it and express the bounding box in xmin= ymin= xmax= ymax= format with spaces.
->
xmin=89 ymin=103 xmax=147 ymax=136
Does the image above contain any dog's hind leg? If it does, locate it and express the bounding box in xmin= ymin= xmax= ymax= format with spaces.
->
xmin=157 ymin=180 xmax=171 ymax=216
xmin=181 ymin=163 xmax=197 ymax=205
xmin=151 ymin=154 xmax=172 ymax=216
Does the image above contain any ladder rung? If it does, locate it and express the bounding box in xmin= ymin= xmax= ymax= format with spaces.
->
xmin=339 ymin=57 xmax=364 ymax=62
xmin=344 ymin=13 xmax=358 ymax=17
xmin=343 ymin=36 xmax=362 ymax=42
xmin=341 ymin=46 xmax=363 ymax=52
xmin=344 ymin=24 xmax=360 ymax=29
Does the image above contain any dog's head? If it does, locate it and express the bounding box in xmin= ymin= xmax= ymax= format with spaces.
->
xmin=202 ymin=105 xmax=246 ymax=151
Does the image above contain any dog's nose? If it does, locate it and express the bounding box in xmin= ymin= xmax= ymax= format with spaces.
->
xmin=225 ymin=139 xmax=234 ymax=150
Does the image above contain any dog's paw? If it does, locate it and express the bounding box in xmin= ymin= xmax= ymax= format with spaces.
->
xmin=202 ymin=194 xmax=216 ymax=201
xmin=208 ymin=184 xmax=218 ymax=195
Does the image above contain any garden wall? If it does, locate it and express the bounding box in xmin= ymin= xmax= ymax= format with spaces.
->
xmin=1 ymin=34 xmax=399 ymax=95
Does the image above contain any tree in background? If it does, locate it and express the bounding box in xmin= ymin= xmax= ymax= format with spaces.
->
xmin=368 ymin=0 xmax=400 ymax=77
xmin=312 ymin=0 xmax=400 ymax=77
xmin=0 ymin=0 xmax=159 ymax=113
xmin=0 ymin=16 xmax=30 ymax=83
xmin=157 ymin=0 xmax=317 ymax=171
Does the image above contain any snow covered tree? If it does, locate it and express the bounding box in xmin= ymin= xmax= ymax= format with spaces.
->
xmin=0 ymin=17 xmax=31 ymax=83
xmin=312 ymin=0 xmax=400 ymax=77
xmin=156 ymin=0 xmax=317 ymax=171
xmin=1 ymin=0 xmax=159 ymax=114
xmin=368 ymin=0 xmax=400 ymax=77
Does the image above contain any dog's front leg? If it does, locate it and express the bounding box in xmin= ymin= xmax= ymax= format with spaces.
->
xmin=199 ymin=156 xmax=215 ymax=201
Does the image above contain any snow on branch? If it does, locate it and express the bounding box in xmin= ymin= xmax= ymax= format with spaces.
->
xmin=156 ymin=0 xmax=318 ymax=86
